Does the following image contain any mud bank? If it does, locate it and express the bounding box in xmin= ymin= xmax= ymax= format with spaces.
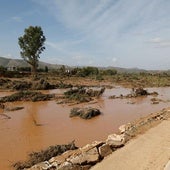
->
xmin=21 ymin=107 xmax=170 ymax=170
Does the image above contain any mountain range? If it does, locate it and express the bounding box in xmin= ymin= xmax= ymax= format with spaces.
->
xmin=0 ymin=56 xmax=63 ymax=70
xmin=0 ymin=56 xmax=169 ymax=73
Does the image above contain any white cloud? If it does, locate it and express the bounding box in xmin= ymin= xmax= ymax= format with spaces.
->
xmin=148 ymin=37 xmax=170 ymax=48
xmin=3 ymin=54 xmax=17 ymax=59
xmin=11 ymin=16 xmax=22 ymax=22
xmin=33 ymin=0 xmax=170 ymax=69
xmin=72 ymin=55 xmax=84 ymax=60
xmin=112 ymin=57 xmax=117 ymax=63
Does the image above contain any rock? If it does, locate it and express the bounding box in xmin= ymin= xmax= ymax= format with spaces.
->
xmin=152 ymin=101 xmax=159 ymax=104
xmin=82 ymin=141 xmax=104 ymax=150
xmin=98 ymin=144 xmax=112 ymax=158
xmin=81 ymin=165 xmax=92 ymax=170
xmin=119 ymin=124 xmax=126 ymax=134
xmin=108 ymin=95 xmax=116 ymax=99
xmin=83 ymin=147 xmax=99 ymax=163
xmin=27 ymin=161 xmax=50 ymax=170
xmin=68 ymin=141 xmax=102 ymax=165
xmin=69 ymin=147 xmax=99 ymax=165
xmin=70 ymin=107 xmax=101 ymax=119
xmin=134 ymin=88 xmax=148 ymax=96
xmin=151 ymin=98 xmax=162 ymax=104
xmin=58 ymin=162 xmax=81 ymax=170
xmin=49 ymin=149 xmax=80 ymax=164
xmin=106 ymin=134 xmax=126 ymax=148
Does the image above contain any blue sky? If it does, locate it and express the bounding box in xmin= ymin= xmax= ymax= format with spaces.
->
xmin=0 ymin=0 xmax=170 ymax=70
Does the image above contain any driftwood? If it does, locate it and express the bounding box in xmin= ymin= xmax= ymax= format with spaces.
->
xmin=0 ymin=113 xmax=11 ymax=119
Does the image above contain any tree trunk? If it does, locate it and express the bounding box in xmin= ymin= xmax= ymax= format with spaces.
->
xmin=31 ymin=65 xmax=37 ymax=79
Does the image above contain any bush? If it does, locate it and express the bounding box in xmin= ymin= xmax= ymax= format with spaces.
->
xmin=13 ymin=141 xmax=77 ymax=170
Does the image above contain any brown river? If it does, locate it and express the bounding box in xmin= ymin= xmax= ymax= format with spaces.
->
xmin=0 ymin=87 xmax=170 ymax=170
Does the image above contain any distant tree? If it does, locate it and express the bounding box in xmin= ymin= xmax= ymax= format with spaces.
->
xmin=45 ymin=66 xmax=48 ymax=72
xmin=18 ymin=26 xmax=46 ymax=76
xmin=104 ymin=69 xmax=117 ymax=75
xmin=60 ymin=65 xmax=66 ymax=74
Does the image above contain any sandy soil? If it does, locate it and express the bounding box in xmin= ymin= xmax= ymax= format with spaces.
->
xmin=91 ymin=117 xmax=170 ymax=170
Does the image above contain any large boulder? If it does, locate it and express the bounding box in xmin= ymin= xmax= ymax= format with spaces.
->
xmin=106 ymin=134 xmax=126 ymax=149
xmin=98 ymin=144 xmax=112 ymax=158
xmin=69 ymin=147 xmax=99 ymax=165
xmin=119 ymin=124 xmax=127 ymax=134
xmin=133 ymin=88 xmax=148 ymax=96
xmin=27 ymin=161 xmax=50 ymax=170
xmin=70 ymin=107 xmax=101 ymax=119
xmin=68 ymin=141 xmax=102 ymax=165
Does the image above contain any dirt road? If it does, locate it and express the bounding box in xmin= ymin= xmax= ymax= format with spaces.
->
xmin=91 ymin=118 xmax=170 ymax=170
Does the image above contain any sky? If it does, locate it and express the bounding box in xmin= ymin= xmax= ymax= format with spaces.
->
xmin=0 ymin=0 xmax=170 ymax=70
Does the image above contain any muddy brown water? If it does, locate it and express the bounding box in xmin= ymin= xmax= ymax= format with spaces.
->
xmin=0 ymin=87 xmax=169 ymax=170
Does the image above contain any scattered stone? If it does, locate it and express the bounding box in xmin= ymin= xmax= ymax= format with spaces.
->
xmin=106 ymin=134 xmax=126 ymax=148
xmin=70 ymin=107 xmax=101 ymax=119
xmin=119 ymin=124 xmax=126 ymax=134
xmin=150 ymin=98 xmax=163 ymax=104
xmin=58 ymin=162 xmax=81 ymax=170
xmin=69 ymin=145 xmax=99 ymax=165
xmin=108 ymin=95 xmax=116 ymax=99
xmin=133 ymin=88 xmax=148 ymax=96
xmin=98 ymin=144 xmax=112 ymax=158
xmin=27 ymin=161 xmax=51 ymax=170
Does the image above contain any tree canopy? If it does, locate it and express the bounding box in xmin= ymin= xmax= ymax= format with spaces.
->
xmin=18 ymin=26 xmax=46 ymax=75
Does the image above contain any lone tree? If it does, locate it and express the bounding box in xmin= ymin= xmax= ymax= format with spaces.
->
xmin=18 ymin=26 xmax=46 ymax=76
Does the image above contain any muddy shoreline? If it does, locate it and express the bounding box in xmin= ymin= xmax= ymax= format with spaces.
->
xmin=18 ymin=107 xmax=170 ymax=170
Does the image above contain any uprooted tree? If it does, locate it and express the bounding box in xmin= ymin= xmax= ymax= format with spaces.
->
xmin=18 ymin=26 xmax=46 ymax=76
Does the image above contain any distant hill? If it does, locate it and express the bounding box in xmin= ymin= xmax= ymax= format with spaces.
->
xmin=0 ymin=56 xmax=169 ymax=73
xmin=104 ymin=66 xmax=147 ymax=73
xmin=0 ymin=56 xmax=63 ymax=70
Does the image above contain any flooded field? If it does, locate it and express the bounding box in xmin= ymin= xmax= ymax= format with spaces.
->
xmin=0 ymin=87 xmax=170 ymax=170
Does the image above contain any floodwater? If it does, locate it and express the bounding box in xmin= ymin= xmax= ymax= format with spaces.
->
xmin=0 ymin=87 xmax=170 ymax=170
